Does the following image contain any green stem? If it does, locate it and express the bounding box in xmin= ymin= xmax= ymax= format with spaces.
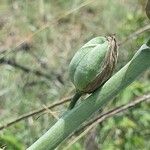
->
xmin=68 ymin=92 xmax=82 ymax=110
xmin=27 ymin=44 xmax=150 ymax=150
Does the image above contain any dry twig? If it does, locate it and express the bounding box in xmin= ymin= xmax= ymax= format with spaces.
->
xmin=0 ymin=96 xmax=72 ymax=130
xmin=118 ymin=24 xmax=150 ymax=46
xmin=0 ymin=57 xmax=63 ymax=83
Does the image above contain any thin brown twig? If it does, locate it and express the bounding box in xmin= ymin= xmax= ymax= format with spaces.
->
xmin=118 ymin=24 xmax=150 ymax=46
xmin=64 ymin=94 xmax=150 ymax=149
xmin=0 ymin=57 xmax=64 ymax=83
xmin=0 ymin=96 xmax=72 ymax=131
xmin=42 ymin=104 xmax=59 ymax=120
xmin=76 ymin=94 xmax=150 ymax=134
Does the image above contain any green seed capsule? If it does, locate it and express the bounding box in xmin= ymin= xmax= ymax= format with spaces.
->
xmin=69 ymin=36 xmax=118 ymax=93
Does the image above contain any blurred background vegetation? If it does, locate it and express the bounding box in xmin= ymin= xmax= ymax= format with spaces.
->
xmin=0 ymin=0 xmax=150 ymax=149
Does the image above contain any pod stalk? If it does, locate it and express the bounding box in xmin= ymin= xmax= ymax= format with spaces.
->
xmin=68 ymin=92 xmax=82 ymax=110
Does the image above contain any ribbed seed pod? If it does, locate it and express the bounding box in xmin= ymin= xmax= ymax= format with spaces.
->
xmin=69 ymin=36 xmax=118 ymax=93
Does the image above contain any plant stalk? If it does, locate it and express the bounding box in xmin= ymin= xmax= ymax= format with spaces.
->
xmin=68 ymin=92 xmax=82 ymax=110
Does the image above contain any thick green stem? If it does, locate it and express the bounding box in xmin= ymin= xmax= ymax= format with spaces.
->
xmin=27 ymin=44 xmax=150 ymax=150
xmin=68 ymin=92 xmax=82 ymax=110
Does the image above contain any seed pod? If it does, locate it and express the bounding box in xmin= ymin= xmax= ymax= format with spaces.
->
xmin=69 ymin=36 xmax=118 ymax=93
